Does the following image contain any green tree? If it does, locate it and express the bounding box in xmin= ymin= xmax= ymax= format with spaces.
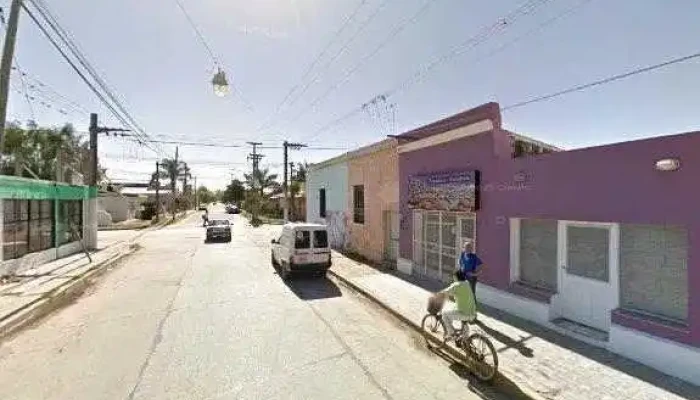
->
xmin=1 ymin=122 xmax=100 ymax=182
xmin=150 ymin=158 xmax=189 ymax=218
xmin=244 ymin=168 xmax=280 ymax=196
xmin=222 ymin=179 xmax=245 ymax=204
xmin=197 ymin=185 xmax=217 ymax=205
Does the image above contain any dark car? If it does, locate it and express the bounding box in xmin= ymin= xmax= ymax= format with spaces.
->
xmin=205 ymin=219 xmax=232 ymax=242
xmin=225 ymin=204 xmax=240 ymax=214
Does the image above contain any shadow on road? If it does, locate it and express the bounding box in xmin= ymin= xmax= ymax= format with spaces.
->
xmin=282 ymin=276 xmax=343 ymax=301
xmin=428 ymin=349 xmax=533 ymax=400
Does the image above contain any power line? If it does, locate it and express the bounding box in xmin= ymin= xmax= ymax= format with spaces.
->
xmin=502 ymin=50 xmax=700 ymax=111
xmin=280 ymin=0 xmax=439 ymax=131
xmin=255 ymin=0 xmax=370 ymax=134
xmin=258 ymin=0 xmax=393 ymax=135
xmin=385 ymin=0 xmax=554 ymax=99
xmin=27 ymin=0 xmax=163 ymax=155
xmin=173 ymin=0 xmax=220 ymax=66
xmin=300 ymin=0 xmax=580 ymax=142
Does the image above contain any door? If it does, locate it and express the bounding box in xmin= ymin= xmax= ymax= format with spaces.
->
xmin=384 ymin=211 xmax=399 ymax=263
xmin=292 ymin=229 xmax=312 ymax=264
xmin=559 ymin=222 xmax=619 ymax=332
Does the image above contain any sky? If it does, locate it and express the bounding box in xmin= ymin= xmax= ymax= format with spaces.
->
xmin=3 ymin=0 xmax=700 ymax=190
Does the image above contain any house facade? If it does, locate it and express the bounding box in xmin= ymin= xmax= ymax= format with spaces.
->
xmin=346 ymin=139 xmax=400 ymax=264
xmin=306 ymin=154 xmax=349 ymax=249
xmin=1 ymin=176 xmax=98 ymax=277
xmin=396 ymin=102 xmax=700 ymax=385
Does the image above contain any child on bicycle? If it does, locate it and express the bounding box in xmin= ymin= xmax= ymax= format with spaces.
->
xmin=438 ymin=269 xmax=477 ymax=340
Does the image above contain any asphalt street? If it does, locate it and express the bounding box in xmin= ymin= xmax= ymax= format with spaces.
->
xmin=0 ymin=208 xmax=508 ymax=400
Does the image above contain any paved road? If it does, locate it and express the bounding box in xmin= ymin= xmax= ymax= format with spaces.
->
xmin=0 ymin=210 xmax=507 ymax=400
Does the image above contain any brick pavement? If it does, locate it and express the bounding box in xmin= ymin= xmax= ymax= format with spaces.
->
xmin=328 ymin=252 xmax=700 ymax=400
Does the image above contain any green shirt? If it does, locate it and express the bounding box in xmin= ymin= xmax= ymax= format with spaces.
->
xmin=442 ymin=281 xmax=476 ymax=318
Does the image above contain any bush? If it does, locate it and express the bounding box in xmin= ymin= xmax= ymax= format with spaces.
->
xmin=140 ymin=201 xmax=156 ymax=220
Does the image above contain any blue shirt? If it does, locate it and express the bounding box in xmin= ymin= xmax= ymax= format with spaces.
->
xmin=459 ymin=252 xmax=482 ymax=275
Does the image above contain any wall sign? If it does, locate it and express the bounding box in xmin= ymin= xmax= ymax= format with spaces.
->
xmin=407 ymin=170 xmax=480 ymax=212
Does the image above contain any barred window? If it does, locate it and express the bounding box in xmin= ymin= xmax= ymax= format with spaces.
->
xmin=59 ymin=200 xmax=83 ymax=245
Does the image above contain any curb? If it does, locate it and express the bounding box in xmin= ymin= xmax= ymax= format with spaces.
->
xmin=328 ymin=269 xmax=545 ymax=400
xmin=0 ymin=245 xmax=139 ymax=341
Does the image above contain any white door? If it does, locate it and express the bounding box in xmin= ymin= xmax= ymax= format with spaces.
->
xmin=558 ymin=222 xmax=619 ymax=332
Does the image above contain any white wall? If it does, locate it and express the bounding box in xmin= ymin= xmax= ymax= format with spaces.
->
xmin=306 ymin=159 xmax=349 ymax=249
xmin=306 ymin=160 xmax=348 ymax=223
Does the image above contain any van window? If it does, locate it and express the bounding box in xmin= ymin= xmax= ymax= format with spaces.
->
xmin=313 ymin=230 xmax=328 ymax=248
xmin=295 ymin=230 xmax=311 ymax=249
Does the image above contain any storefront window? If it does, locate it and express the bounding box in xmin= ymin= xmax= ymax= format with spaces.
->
xmin=28 ymin=200 xmax=54 ymax=253
xmin=3 ymin=200 xmax=29 ymax=260
xmin=58 ymin=200 xmax=83 ymax=245
xmin=412 ymin=210 xmax=476 ymax=283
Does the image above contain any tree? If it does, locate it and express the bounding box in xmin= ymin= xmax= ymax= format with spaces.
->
xmin=150 ymin=158 xmax=188 ymax=218
xmin=244 ymin=168 xmax=280 ymax=196
xmin=1 ymin=122 xmax=100 ymax=183
xmin=222 ymin=179 xmax=245 ymax=204
xmin=197 ymin=185 xmax=217 ymax=205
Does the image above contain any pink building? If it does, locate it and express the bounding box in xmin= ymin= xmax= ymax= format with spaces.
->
xmin=346 ymin=139 xmax=400 ymax=265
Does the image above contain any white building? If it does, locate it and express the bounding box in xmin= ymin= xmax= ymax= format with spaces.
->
xmin=306 ymin=154 xmax=348 ymax=249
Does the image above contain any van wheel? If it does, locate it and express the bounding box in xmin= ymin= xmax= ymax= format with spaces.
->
xmin=280 ymin=264 xmax=291 ymax=280
xmin=271 ymin=252 xmax=278 ymax=267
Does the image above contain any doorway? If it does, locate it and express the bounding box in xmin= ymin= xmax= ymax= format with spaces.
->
xmin=557 ymin=221 xmax=619 ymax=332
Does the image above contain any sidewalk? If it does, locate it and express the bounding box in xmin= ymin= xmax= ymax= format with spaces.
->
xmin=328 ymin=252 xmax=700 ymax=400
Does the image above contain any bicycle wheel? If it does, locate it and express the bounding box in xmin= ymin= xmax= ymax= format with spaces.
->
xmin=463 ymin=333 xmax=499 ymax=382
xmin=420 ymin=314 xmax=447 ymax=349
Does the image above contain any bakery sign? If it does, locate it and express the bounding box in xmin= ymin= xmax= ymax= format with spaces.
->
xmin=407 ymin=170 xmax=480 ymax=211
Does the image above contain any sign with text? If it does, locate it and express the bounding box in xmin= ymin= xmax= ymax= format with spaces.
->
xmin=407 ymin=170 xmax=480 ymax=211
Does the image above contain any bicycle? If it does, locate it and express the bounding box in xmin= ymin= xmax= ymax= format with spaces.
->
xmin=421 ymin=295 xmax=498 ymax=382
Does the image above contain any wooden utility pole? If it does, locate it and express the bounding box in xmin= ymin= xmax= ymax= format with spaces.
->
xmin=155 ymin=161 xmax=160 ymax=222
xmin=89 ymin=113 xmax=98 ymax=185
xmin=0 ymin=0 xmax=23 ymax=164
xmin=282 ymin=141 xmax=306 ymax=223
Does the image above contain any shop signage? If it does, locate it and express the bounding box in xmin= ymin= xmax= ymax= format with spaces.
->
xmin=407 ymin=170 xmax=480 ymax=211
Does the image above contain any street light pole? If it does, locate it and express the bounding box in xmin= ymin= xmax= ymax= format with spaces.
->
xmin=0 ymin=0 xmax=24 ymax=164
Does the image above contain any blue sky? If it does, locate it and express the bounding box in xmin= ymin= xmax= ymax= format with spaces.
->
xmin=4 ymin=0 xmax=700 ymax=189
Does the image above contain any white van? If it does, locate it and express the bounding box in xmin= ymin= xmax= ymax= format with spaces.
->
xmin=271 ymin=223 xmax=331 ymax=279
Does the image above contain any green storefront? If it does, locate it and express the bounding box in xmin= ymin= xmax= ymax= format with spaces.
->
xmin=1 ymin=176 xmax=97 ymax=266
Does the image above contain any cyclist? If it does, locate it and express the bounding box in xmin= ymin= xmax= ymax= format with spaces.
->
xmin=438 ymin=269 xmax=477 ymax=340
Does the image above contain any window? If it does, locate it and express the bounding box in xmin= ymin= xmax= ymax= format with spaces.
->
xmin=620 ymin=224 xmax=688 ymax=322
xmin=518 ymin=219 xmax=558 ymax=290
xmin=3 ymin=200 xmax=29 ymax=260
xmin=59 ymin=200 xmax=83 ymax=245
xmin=353 ymin=185 xmax=364 ymax=224
xmin=313 ymin=230 xmax=328 ymax=248
xmin=29 ymin=200 xmax=54 ymax=253
xmin=319 ymin=189 xmax=326 ymax=218
xmin=295 ymin=230 xmax=310 ymax=249
xmin=412 ymin=210 xmax=476 ymax=283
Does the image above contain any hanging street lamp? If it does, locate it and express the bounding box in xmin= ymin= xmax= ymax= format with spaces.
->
xmin=212 ymin=68 xmax=229 ymax=97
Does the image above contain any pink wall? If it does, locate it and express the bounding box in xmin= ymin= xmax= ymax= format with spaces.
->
xmin=398 ymin=102 xmax=700 ymax=346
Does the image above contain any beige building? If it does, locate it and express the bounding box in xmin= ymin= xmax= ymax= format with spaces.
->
xmin=346 ymin=139 xmax=399 ymax=265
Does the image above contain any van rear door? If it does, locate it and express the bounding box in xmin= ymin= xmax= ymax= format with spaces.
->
xmin=292 ymin=229 xmax=312 ymax=264
xmin=310 ymin=229 xmax=330 ymax=264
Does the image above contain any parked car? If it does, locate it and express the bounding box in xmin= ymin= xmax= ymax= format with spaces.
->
xmin=205 ymin=219 xmax=232 ymax=242
xmin=270 ymin=223 xmax=331 ymax=279
xmin=226 ymin=204 xmax=240 ymax=214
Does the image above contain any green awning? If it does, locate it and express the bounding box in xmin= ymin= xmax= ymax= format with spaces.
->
xmin=0 ymin=176 xmax=96 ymax=200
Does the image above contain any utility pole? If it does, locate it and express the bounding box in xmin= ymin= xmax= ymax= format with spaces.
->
xmin=0 ymin=0 xmax=23 ymax=166
xmin=89 ymin=113 xmax=98 ymax=186
xmin=172 ymin=146 xmax=178 ymax=221
xmin=247 ymin=141 xmax=263 ymax=195
xmin=87 ymin=113 xmax=129 ymax=249
xmin=155 ymin=161 xmax=160 ymax=222
xmin=194 ymin=176 xmax=197 ymax=210
xmin=282 ymin=141 xmax=306 ymax=223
